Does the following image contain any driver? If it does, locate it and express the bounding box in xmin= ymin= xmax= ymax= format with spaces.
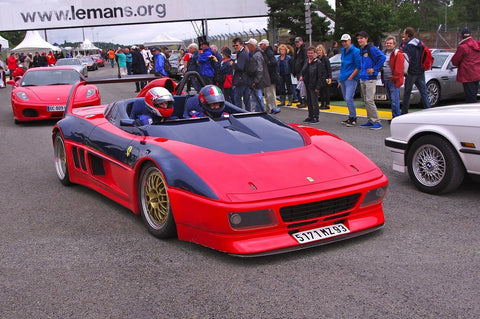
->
xmin=183 ymin=84 xmax=227 ymax=119
xmin=131 ymin=87 xmax=177 ymax=125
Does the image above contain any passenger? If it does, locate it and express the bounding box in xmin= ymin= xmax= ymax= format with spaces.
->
xmin=130 ymin=87 xmax=176 ymax=125
xmin=184 ymin=84 xmax=227 ymax=119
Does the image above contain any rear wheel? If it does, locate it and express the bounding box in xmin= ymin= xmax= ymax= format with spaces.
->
xmin=138 ymin=163 xmax=176 ymax=238
xmin=53 ymin=133 xmax=71 ymax=186
xmin=427 ymin=80 xmax=440 ymax=107
xmin=407 ymin=135 xmax=464 ymax=194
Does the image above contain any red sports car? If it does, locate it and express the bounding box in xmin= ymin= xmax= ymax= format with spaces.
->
xmin=52 ymin=74 xmax=388 ymax=257
xmin=8 ymin=67 xmax=101 ymax=124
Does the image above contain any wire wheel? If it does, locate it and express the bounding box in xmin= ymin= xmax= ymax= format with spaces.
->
xmin=411 ymin=144 xmax=445 ymax=187
xmin=139 ymin=164 xmax=176 ymax=238
xmin=427 ymin=81 xmax=440 ymax=106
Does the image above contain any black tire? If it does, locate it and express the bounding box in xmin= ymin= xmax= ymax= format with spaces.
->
xmin=138 ymin=163 xmax=177 ymax=238
xmin=427 ymin=80 xmax=440 ymax=107
xmin=53 ymin=133 xmax=71 ymax=186
xmin=407 ymin=135 xmax=464 ymax=194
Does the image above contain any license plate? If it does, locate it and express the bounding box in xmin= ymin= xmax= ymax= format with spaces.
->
xmin=292 ymin=224 xmax=350 ymax=244
xmin=47 ymin=105 xmax=65 ymax=112
xmin=374 ymin=94 xmax=387 ymax=101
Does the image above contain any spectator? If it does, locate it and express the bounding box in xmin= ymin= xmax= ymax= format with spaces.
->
xmin=140 ymin=45 xmax=153 ymax=73
xmin=40 ymin=52 xmax=48 ymax=67
xmin=229 ymin=37 xmax=251 ymax=111
xmin=6 ymin=52 xmax=17 ymax=79
xmin=293 ymin=36 xmax=307 ymax=108
xmin=259 ymin=39 xmax=279 ymax=113
xmin=151 ymin=47 xmax=167 ymax=77
xmin=46 ymin=51 xmax=56 ymax=66
xmin=300 ymin=46 xmax=326 ymax=123
xmin=185 ymin=43 xmax=201 ymax=92
xmin=197 ymin=41 xmax=216 ymax=85
xmin=339 ymin=34 xmax=361 ymax=127
xmin=327 ymin=41 xmax=340 ymax=58
xmin=286 ymin=44 xmax=298 ymax=104
xmin=219 ymin=47 xmax=234 ymax=103
xmin=382 ymin=36 xmax=405 ymax=119
xmin=124 ymin=47 xmax=133 ymax=75
xmin=401 ymin=27 xmax=431 ymax=114
xmin=108 ymin=49 xmax=115 ymax=68
xmin=23 ymin=53 xmax=33 ymax=69
xmin=246 ymin=38 xmax=270 ymax=112
xmin=451 ymin=27 xmax=480 ymax=103
xmin=210 ymin=44 xmax=223 ymax=87
xmin=131 ymin=46 xmax=148 ymax=92
xmin=115 ymin=47 xmax=127 ymax=76
xmin=276 ymin=44 xmax=293 ymax=106
xmin=12 ymin=64 xmax=25 ymax=78
xmin=0 ymin=59 xmax=5 ymax=87
xmin=32 ymin=52 xmax=41 ymax=68
xmin=316 ymin=44 xmax=332 ymax=110
xmin=357 ymin=31 xmax=386 ymax=130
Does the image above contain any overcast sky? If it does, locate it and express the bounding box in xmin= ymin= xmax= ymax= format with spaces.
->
xmin=39 ymin=1 xmax=336 ymax=46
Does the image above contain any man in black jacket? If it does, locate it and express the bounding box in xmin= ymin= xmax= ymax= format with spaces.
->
xmin=131 ymin=46 xmax=148 ymax=92
xmin=293 ymin=36 xmax=307 ymax=108
xmin=229 ymin=37 xmax=252 ymax=111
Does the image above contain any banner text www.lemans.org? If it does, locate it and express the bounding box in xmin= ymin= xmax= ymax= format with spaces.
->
xmin=20 ymin=4 xmax=166 ymax=23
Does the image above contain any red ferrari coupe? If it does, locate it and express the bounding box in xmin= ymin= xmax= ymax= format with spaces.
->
xmin=52 ymin=74 xmax=388 ymax=257
xmin=8 ymin=67 xmax=101 ymax=124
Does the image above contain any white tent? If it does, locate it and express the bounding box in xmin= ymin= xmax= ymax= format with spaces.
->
xmin=76 ymin=38 xmax=100 ymax=52
xmin=11 ymin=30 xmax=58 ymax=52
xmin=144 ymin=34 xmax=184 ymax=47
xmin=0 ymin=35 xmax=9 ymax=49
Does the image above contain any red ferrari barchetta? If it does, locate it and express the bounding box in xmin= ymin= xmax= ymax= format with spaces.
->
xmin=8 ymin=66 xmax=101 ymax=124
xmin=52 ymin=74 xmax=388 ymax=257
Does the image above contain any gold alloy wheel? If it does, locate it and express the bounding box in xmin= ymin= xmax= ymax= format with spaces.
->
xmin=141 ymin=166 xmax=170 ymax=230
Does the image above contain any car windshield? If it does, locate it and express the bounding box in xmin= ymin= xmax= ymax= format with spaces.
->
xmin=20 ymin=69 xmax=82 ymax=86
xmin=329 ymin=54 xmax=341 ymax=65
xmin=431 ymin=54 xmax=448 ymax=68
xmin=56 ymin=58 xmax=81 ymax=66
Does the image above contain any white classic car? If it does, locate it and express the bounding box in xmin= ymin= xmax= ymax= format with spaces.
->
xmin=385 ymin=103 xmax=480 ymax=194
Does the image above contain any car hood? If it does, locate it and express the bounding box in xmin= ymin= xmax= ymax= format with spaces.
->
xmin=391 ymin=104 xmax=480 ymax=126
xmin=21 ymin=85 xmax=72 ymax=102
xmin=157 ymin=132 xmax=384 ymax=202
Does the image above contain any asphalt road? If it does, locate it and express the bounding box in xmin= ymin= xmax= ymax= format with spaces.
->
xmin=0 ymin=67 xmax=478 ymax=319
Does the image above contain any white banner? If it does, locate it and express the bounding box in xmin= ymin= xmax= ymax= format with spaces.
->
xmin=0 ymin=0 xmax=268 ymax=31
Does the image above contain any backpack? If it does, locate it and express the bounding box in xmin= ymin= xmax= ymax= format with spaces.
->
xmin=164 ymin=56 xmax=172 ymax=74
xmin=420 ymin=42 xmax=433 ymax=71
xmin=395 ymin=49 xmax=409 ymax=75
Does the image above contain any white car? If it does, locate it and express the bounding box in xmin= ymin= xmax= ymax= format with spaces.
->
xmin=385 ymin=103 xmax=480 ymax=194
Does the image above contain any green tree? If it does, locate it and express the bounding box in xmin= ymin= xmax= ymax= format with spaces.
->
xmin=0 ymin=31 xmax=26 ymax=48
xmin=335 ymin=0 xmax=392 ymax=46
xmin=267 ymin=0 xmax=333 ymax=43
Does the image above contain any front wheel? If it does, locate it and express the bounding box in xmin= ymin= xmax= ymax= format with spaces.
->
xmin=427 ymin=80 xmax=440 ymax=107
xmin=138 ymin=163 xmax=176 ymax=238
xmin=407 ymin=135 xmax=464 ymax=194
xmin=53 ymin=133 xmax=71 ymax=186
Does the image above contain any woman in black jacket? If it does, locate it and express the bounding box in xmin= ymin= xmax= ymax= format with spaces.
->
xmin=316 ymin=45 xmax=332 ymax=109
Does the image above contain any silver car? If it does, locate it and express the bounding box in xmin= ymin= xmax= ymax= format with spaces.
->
xmin=375 ymin=51 xmax=466 ymax=107
xmin=56 ymin=58 xmax=88 ymax=78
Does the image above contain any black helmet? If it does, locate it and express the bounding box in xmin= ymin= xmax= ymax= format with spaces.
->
xmin=198 ymin=85 xmax=225 ymax=118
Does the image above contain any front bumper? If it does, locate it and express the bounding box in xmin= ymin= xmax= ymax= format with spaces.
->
xmin=385 ymin=137 xmax=408 ymax=173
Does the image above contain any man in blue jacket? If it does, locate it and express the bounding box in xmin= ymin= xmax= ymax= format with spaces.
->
xmin=357 ymin=31 xmax=386 ymax=130
xmin=197 ymin=41 xmax=215 ymax=85
xmin=339 ymin=34 xmax=360 ymax=127
xmin=229 ymin=37 xmax=251 ymax=111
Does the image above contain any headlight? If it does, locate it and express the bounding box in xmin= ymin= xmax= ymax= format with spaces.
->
xmin=228 ymin=209 xmax=277 ymax=230
xmin=360 ymin=185 xmax=388 ymax=208
xmin=15 ymin=91 xmax=29 ymax=100
xmin=86 ymin=88 xmax=96 ymax=98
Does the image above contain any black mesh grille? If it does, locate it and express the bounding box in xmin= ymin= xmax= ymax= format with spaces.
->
xmin=279 ymin=193 xmax=361 ymax=222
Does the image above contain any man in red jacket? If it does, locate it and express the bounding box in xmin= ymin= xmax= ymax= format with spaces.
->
xmin=451 ymin=27 xmax=480 ymax=103
xmin=6 ymin=53 xmax=18 ymax=80
xmin=382 ymin=36 xmax=405 ymax=118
